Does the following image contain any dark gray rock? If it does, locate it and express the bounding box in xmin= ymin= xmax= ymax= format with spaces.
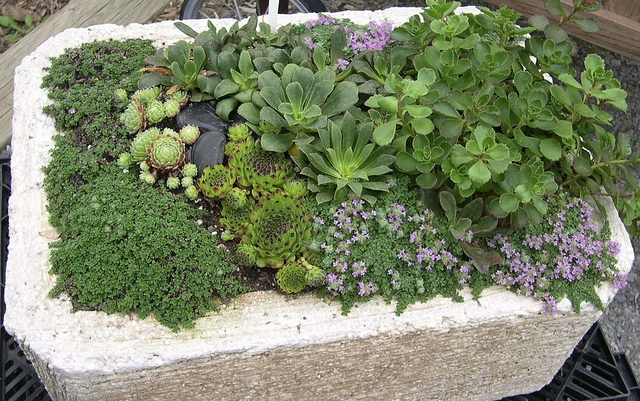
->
xmin=189 ymin=130 xmax=226 ymax=176
xmin=176 ymin=102 xmax=228 ymax=133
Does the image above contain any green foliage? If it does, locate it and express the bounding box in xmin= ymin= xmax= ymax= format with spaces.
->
xmin=363 ymin=0 xmax=639 ymax=231
xmin=294 ymin=112 xmax=396 ymax=205
xmin=242 ymin=194 xmax=312 ymax=268
xmin=198 ymin=164 xmax=236 ymax=199
xmin=147 ymin=132 xmax=186 ymax=170
xmin=248 ymin=64 xmax=359 ymax=151
xmin=276 ymin=262 xmax=309 ymax=293
xmin=531 ymin=0 xmax=602 ymax=43
xmin=48 ymin=172 xmax=246 ymax=331
xmin=42 ymin=39 xmax=246 ymax=330
xmin=0 ymin=14 xmax=35 ymax=42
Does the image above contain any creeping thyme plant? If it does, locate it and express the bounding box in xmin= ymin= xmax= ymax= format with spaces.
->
xmin=41 ymin=0 xmax=638 ymax=329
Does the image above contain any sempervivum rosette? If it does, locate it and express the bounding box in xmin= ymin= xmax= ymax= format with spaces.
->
xmin=147 ymin=133 xmax=185 ymax=170
xmin=242 ymin=194 xmax=312 ymax=268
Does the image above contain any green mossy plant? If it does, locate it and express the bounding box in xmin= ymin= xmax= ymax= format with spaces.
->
xmin=42 ymin=39 xmax=247 ymax=331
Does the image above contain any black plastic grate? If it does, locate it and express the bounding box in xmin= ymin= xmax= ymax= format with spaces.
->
xmin=502 ymin=323 xmax=639 ymax=401
xmin=1 ymin=158 xmax=52 ymax=401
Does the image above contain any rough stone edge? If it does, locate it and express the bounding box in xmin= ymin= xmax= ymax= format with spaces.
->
xmin=4 ymin=6 xmax=634 ymax=378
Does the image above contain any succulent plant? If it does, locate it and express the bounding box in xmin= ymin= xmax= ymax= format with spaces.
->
xmin=146 ymin=99 xmax=166 ymax=124
xmin=283 ymin=178 xmax=308 ymax=199
xmin=132 ymin=86 xmax=162 ymax=104
xmin=169 ymin=89 xmax=189 ymax=105
xmin=197 ymin=164 xmax=235 ymax=199
xmin=184 ymin=185 xmax=199 ymax=200
xmin=220 ymin=196 xmax=255 ymax=237
xmin=295 ymin=112 xmax=395 ymax=205
xmin=224 ymin=187 xmax=248 ymax=209
xmin=130 ymin=127 xmax=161 ymax=162
xmin=167 ymin=176 xmax=181 ymax=190
xmin=147 ymin=133 xmax=186 ymax=171
xmin=118 ymin=153 xmax=133 ymax=169
xmin=230 ymin=140 xmax=294 ymax=198
xmin=181 ymin=176 xmax=194 ymax=188
xmin=305 ymin=265 xmax=326 ymax=287
xmin=234 ymin=244 xmax=257 ymax=267
xmin=276 ymin=262 xmax=309 ymax=293
xmin=120 ymin=98 xmax=146 ymax=134
xmin=242 ymin=194 xmax=312 ymax=268
xmin=179 ymin=125 xmax=201 ymax=145
xmin=164 ymin=99 xmax=181 ymax=118
xmin=114 ymin=88 xmax=128 ymax=103
xmin=139 ymin=171 xmax=156 ymax=184
xmin=182 ymin=163 xmax=198 ymax=178
xmin=228 ymin=122 xmax=251 ymax=142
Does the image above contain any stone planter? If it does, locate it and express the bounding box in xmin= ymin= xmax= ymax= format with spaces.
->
xmin=4 ymin=8 xmax=635 ymax=401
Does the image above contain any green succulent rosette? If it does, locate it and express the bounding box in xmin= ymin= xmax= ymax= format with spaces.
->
xmin=130 ymin=127 xmax=161 ymax=162
xmin=242 ymin=194 xmax=312 ymax=268
xmin=197 ymin=165 xmax=235 ymax=199
xmin=147 ymin=133 xmax=186 ymax=170
xmin=220 ymin=196 xmax=255 ymax=237
xmin=230 ymin=140 xmax=294 ymax=198
xmin=276 ymin=262 xmax=308 ymax=293
xmin=120 ymin=98 xmax=146 ymax=134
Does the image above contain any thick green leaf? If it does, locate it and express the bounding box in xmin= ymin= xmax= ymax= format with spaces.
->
xmin=574 ymin=17 xmax=599 ymax=33
xmin=396 ymin=151 xmax=418 ymax=172
xmin=539 ymin=138 xmax=562 ymax=161
xmin=260 ymin=133 xmax=295 ymax=152
xmin=545 ymin=23 xmax=569 ymax=43
xmin=237 ymin=102 xmax=261 ymax=124
xmin=215 ymin=98 xmax=238 ymax=121
xmin=372 ymin=120 xmax=398 ymax=146
xmin=411 ymin=118 xmax=435 ymax=135
xmin=555 ymin=120 xmax=573 ymax=139
xmin=322 ymin=81 xmax=359 ymax=117
xmin=529 ymin=15 xmax=549 ymax=30
xmin=439 ymin=191 xmax=458 ymax=221
xmin=499 ymin=193 xmax=519 ymax=213
xmin=469 ymin=160 xmax=491 ymax=184
xmin=450 ymin=218 xmax=472 ymax=240
xmin=545 ymin=0 xmax=566 ymax=16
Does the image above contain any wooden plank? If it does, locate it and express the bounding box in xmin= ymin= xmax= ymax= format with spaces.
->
xmin=0 ymin=0 xmax=174 ymax=150
xmin=482 ymin=0 xmax=640 ymax=62
xmin=604 ymin=0 xmax=640 ymax=23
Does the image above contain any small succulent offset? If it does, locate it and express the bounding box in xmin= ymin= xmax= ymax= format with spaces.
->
xmin=242 ymin=194 xmax=312 ymax=268
xmin=119 ymin=86 xmax=189 ymax=135
xmin=294 ymin=112 xmax=395 ymax=205
xmin=275 ymin=262 xmax=309 ymax=293
xmin=197 ymin=164 xmax=236 ymax=199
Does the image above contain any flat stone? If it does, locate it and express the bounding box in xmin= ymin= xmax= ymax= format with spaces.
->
xmin=176 ymin=101 xmax=228 ymax=133
xmin=189 ymin=130 xmax=226 ymax=175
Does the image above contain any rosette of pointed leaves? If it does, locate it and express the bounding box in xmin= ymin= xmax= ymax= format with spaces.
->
xmin=147 ymin=133 xmax=186 ymax=171
xmin=197 ymin=164 xmax=236 ymax=199
xmin=130 ymin=127 xmax=161 ymax=162
xmin=234 ymin=244 xmax=257 ymax=267
xmin=242 ymin=194 xmax=312 ymax=268
xmin=295 ymin=112 xmax=395 ymax=205
xmin=224 ymin=187 xmax=248 ymax=209
xmin=239 ymin=64 xmax=359 ymax=152
xmin=283 ymin=178 xmax=308 ymax=199
xmin=220 ymin=196 xmax=255 ymax=238
xmin=120 ymin=98 xmax=146 ymax=134
xmin=243 ymin=144 xmax=294 ymax=198
xmin=275 ymin=262 xmax=309 ymax=293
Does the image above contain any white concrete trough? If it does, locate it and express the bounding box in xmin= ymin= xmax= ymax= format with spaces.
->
xmin=4 ymin=8 xmax=635 ymax=401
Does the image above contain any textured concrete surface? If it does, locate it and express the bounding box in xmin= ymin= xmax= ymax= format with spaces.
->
xmin=5 ymin=8 xmax=635 ymax=401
